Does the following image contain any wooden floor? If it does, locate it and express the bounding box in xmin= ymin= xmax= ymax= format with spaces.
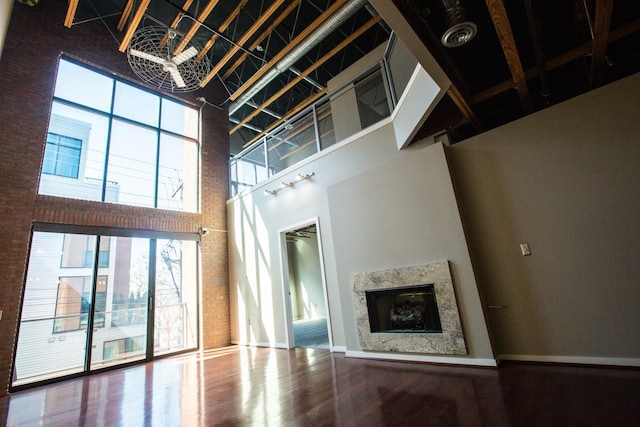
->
xmin=1 ymin=346 xmax=640 ymax=426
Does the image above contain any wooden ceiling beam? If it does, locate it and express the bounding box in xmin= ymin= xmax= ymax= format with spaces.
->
xmin=241 ymin=89 xmax=328 ymax=149
xmin=173 ymin=0 xmax=220 ymax=55
xmin=447 ymin=85 xmax=480 ymax=130
xmin=223 ymin=0 xmax=301 ymax=80
xmin=590 ymin=0 xmax=614 ymax=86
xmin=64 ymin=0 xmax=79 ymax=28
xmin=116 ymin=0 xmax=134 ymax=31
xmin=196 ymin=0 xmax=249 ymax=62
xmin=470 ymin=17 xmax=640 ymax=105
xmin=158 ymin=0 xmax=195 ymax=49
xmin=230 ymin=16 xmax=380 ymax=136
xmin=484 ymin=0 xmax=533 ymax=113
xmin=199 ymin=0 xmax=286 ymax=87
xmin=228 ymin=0 xmax=348 ymax=100
xmin=118 ymin=0 xmax=151 ymax=52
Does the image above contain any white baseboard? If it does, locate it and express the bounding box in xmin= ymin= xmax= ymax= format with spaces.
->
xmin=498 ymin=354 xmax=640 ymax=368
xmin=331 ymin=346 xmax=347 ymax=353
xmin=345 ymin=350 xmax=497 ymax=367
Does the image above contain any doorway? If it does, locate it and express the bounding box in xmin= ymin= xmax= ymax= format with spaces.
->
xmin=282 ymin=221 xmax=331 ymax=350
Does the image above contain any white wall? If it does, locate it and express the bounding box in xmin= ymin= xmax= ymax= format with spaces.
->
xmin=447 ymin=73 xmax=640 ymax=366
xmin=228 ymin=121 xmax=494 ymax=361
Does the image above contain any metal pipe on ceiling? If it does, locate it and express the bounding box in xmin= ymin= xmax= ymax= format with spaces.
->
xmin=523 ymin=0 xmax=550 ymax=105
xmin=228 ymin=0 xmax=370 ymax=115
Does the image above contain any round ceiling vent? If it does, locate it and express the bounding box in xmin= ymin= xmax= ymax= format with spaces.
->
xmin=441 ymin=21 xmax=477 ymax=48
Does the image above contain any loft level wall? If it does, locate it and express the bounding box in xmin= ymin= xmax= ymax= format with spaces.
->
xmin=0 ymin=2 xmax=230 ymax=395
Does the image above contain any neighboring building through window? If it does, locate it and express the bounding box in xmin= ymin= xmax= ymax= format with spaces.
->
xmin=53 ymin=276 xmax=107 ymax=333
xmin=38 ymin=58 xmax=200 ymax=212
xmin=61 ymin=234 xmax=110 ymax=268
xmin=42 ymin=133 xmax=82 ymax=178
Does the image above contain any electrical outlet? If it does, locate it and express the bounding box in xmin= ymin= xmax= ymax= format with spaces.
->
xmin=520 ymin=243 xmax=531 ymax=256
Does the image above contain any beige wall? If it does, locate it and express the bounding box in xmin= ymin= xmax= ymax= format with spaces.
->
xmin=447 ymin=73 xmax=640 ymax=364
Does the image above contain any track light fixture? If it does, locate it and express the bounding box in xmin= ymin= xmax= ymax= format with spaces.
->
xmin=264 ymin=172 xmax=315 ymax=196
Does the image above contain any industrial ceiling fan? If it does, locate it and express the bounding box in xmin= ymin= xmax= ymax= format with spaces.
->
xmin=127 ymin=26 xmax=211 ymax=93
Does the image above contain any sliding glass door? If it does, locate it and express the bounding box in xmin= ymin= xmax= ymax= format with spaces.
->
xmin=12 ymin=226 xmax=199 ymax=388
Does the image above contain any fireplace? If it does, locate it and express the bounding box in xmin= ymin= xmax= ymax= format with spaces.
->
xmin=351 ymin=261 xmax=466 ymax=355
xmin=366 ymin=284 xmax=442 ymax=333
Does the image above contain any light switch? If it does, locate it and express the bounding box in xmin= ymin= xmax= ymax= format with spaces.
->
xmin=520 ymin=243 xmax=531 ymax=256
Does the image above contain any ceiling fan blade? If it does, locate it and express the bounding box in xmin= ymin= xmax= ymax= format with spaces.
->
xmin=130 ymin=49 xmax=166 ymax=65
xmin=168 ymin=67 xmax=186 ymax=88
xmin=172 ymin=46 xmax=198 ymax=65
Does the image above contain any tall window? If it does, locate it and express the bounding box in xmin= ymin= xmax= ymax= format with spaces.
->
xmin=38 ymin=58 xmax=200 ymax=212
xmin=12 ymin=227 xmax=200 ymax=388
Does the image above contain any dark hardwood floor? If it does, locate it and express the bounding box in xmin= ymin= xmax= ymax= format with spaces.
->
xmin=1 ymin=346 xmax=639 ymax=426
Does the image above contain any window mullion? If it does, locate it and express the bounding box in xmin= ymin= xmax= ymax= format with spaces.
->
xmin=83 ymin=235 xmax=103 ymax=372
xmin=101 ymin=81 xmax=117 ymax=202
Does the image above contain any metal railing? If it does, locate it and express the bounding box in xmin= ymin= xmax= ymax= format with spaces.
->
xmin=229 ymin=34 xmax=416 ymax=197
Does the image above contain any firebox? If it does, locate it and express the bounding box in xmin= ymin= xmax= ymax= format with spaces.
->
xmin=365 ymin=284 xmax=442 ymax=333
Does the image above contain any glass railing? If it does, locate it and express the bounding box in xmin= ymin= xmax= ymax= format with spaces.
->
xmin=229 ymin=34 xmax=416 ymax=197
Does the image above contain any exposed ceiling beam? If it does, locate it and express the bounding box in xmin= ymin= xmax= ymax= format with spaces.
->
xmin=227 ymin=0 xmax=348 ymax=100
xmin=199 ymin=0 xmax=286 ymax=87
xmin=116 ymin=0 xmax=134 ymax=31
xmin=168 ymin=0 xmax=194 ymax=29
xmin=241 ymin=89 xmax=328 ymax=149
xmin=196 ymin=0 xmax=249 ymax=62
xmin=64 ymin=0 xmax=79 ymax=28
xmin=484 ymin=0 xmax=533 ymax=113
xmin=173 ymin=0 xmax=220 ymax=55
xmin=470 ymin=17 xmax=640 ymax=105
xmin=118 ymin=0 xmax=151 ymax=52
xmin=159 ymin=0 xmax=195 ymax=49
xmin=230 ymin=15 xmax=381 ymax=135
xmin=223 ymin=0 xmax=301 ymax=80
xmin=590 ymin=0 xmax=614 ymax=86
xmin=447 ymin=85 xmax=480 ymax=130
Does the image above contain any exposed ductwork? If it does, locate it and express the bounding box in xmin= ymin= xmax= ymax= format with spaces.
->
xmin=229 ymin=0 xmax=370 ymax=115
xmin=440 ymin=0 xmax=477 ymax=48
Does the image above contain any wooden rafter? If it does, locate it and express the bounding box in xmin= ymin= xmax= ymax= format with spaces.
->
xmin=196 ymin=0 xmax=249 ymax=62
xmin=447 ymin=85 xmax=480 ymax=130
xmin=173 ymin=0 xmax=220 ymax=55
xmin=230 ymin=15 xmax=381 ymax=135
xmin=242 ymin=89 xmax=328 ymax=149
xmin=590 ymin=0 xmax=614 ymax=86
xmin=223 ymin=0 xmax=301 ymax=80
xmin=470 ymin=17 xmax=640 ymax=105
xmin=169 ymin=0 xmax=195 ymax=29
xmin=118 ymin=0 xmax=151 ymax=52
xmin=199 ymin=0 xmax=286 ymax=86
xmin=484 ymin=0 xmax=533 ymax=113
xmin=227 ymin=0 xmax=348 ymax=99
xmin=116 ymin=0 xmax=134 ymax=31
xmin=64 ymin=0 xmax=79 ymax=28
xmin=159 ymin=0 xmax=195 ymax=49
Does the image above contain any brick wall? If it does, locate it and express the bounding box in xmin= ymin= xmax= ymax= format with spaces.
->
xmin=0 ymin=1 xmax=230 ymax=395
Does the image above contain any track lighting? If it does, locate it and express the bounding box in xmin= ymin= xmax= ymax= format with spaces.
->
xmin=264 ymin=172 xmax=315 ymax=196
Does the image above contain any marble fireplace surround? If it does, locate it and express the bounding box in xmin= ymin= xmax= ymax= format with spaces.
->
xmin=351 ymin=261 xmax=467 ymax=355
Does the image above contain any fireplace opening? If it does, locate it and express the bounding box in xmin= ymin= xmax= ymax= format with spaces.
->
xmin=365 ymin=284 xmax=442 ymax=333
